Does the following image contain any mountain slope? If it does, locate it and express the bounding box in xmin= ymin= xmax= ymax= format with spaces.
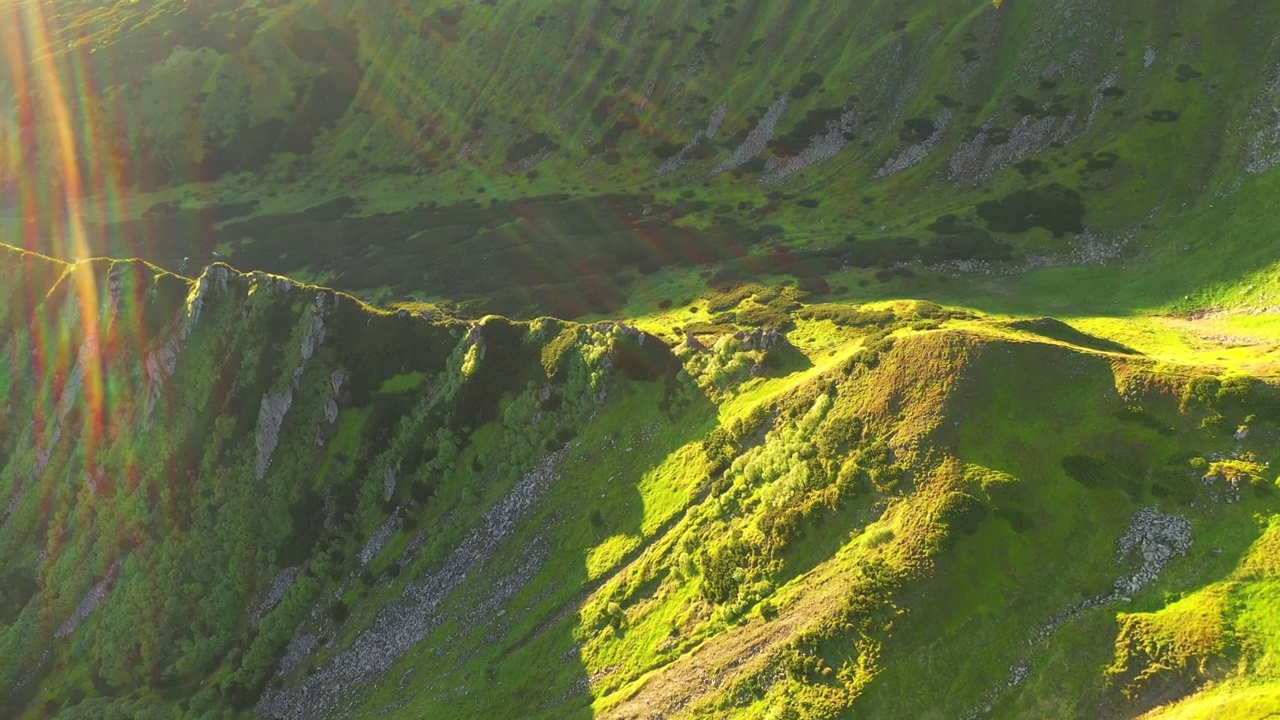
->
xmin=3 ymin=242 xmax=1280 ymax=719
xmin=3 ymin=0 xmax=1280 ymax=317
xmin=3 ymin=1 xmax=1280 ymax=718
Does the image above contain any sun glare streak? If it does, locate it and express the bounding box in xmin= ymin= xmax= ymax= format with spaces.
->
xmin=13 ymin=0 xmax=108 ymax=461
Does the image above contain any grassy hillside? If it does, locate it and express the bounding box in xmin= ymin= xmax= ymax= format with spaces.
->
xmin=2 ymin=0 xmax=1280 ymax=319
xmin=2 ymin=1 xmax=1280 ymax=718
xmin=3 ymin=243 xmax=1280 ymax=720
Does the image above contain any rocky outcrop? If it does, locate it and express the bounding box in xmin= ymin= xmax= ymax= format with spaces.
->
xmin=1113 ymin=508 xmax=1193 ymax=596
xmin=382 ymin=462 xmax=400 ymax=503
xmin=253 ymin=566 xmax=302 ymax=626
xmin=257 ymin=294 xmax=333 ymax=479
xmin=947 ymin=113 xmax=1076 ymax=183
xmin=255 ymin=391 xmax=294 ymax=481
xmin=55 ymin=562 xmax=121 ymax=640
xmin=876 ymin=107 xmax=956 ymax=178
xmin=762 ymin=107 xmax=859 ymax=184
xmin=1244 ymin=62 xmax=1280 ymax=175
xmin=299 ymin=293 xmax=329 ymax=365
xmin=323 ymin=370 xmax=347 ymax=426
xmin=186 ymin=264 xmax=231 ymax=328
xmin=710 ymin=94 xmax=790 ymax=176
xmin=967 ymin=508 xmax=1193 ymax=719
xmin=359 ymin=513 xmax=402 ymax=567
xmin=257 ymin=450 xmax=567 ymax=720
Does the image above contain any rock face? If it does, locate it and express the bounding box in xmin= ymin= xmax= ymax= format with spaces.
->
xmin=1114 ymin=507 xmax=1193 ymax=596
xmin=711 ymin=94 xmax=790 ymax=175
xmin=382 ymin=463 xmax=399 ymax=503
xmin=299 ymin=294 xmax=329 ymax=364
xmin=1245 ymin=63 xmax=1280 ymax=174
xmin=256 ymin=295 xmax=332 ymax=479
xmin=253 ymin=566 xmax=302 ymax=626
xmin=255 ymin=391 xmax=294 ymax=481
xmin=323 ymin=370 xmax=347 ymax=426
xmin=256 ymin=450 xmax=567 ymax=720
xmin=736 ymin=326 xmax=784 ymax=351
xmin=968 ymin=507 xmax=1195 ymax=719
xmin=54 ymin=563 xmax=120 ymax=640
xmin=877 ymin=106 xmax=956 ymax=178
xmin=187 ymin=265 xmax=231 ymax=328
xmin=762 ymin=106 xmax=859 ymax=184
xmin=359 ymin=514 xmax=402 ymax=567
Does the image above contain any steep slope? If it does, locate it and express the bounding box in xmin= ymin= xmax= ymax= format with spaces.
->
xmin=3 ymin=0 xmax=1280 ymax=317
xmin=3 ymin=242 xmax=1280 ymax=719
xmin=3 ymin=2 xmax=1280 ymax=717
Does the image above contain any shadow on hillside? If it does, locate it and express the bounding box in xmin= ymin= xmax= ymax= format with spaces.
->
xmin=530 ymin=382 xmax=723 ymax=719
xmin=81 ymin=194 xmax=778 ymax=320
xmin=386 ymin=363 xmax=721 ymax=719
xmin=1005 ymin=318 xmax=1139 ymax=355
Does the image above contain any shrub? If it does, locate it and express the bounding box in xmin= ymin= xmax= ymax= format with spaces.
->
xmin=842 ymin=237 xmax=920 ymax=268
xmin=697 ymin=535 xmax=752 ymax=603
xmin=1061 ymin=453 xmax=1144 ymax=496
xmin=506 ymin=132 xmax=559 ymax=163
xmin=790 ymin=71 xmax=824 ymax=99
xmin=772 ymin=106 xmax=849 ymax=155
xmin=1011 ymin=95 xmax=1043 ymax=117
xmin=994 ymin=507 xmax=1035 ymax=533
xmin=796 ymin=275 xmax=830 ymax=296
xmin=733 ymin=303 xmax=792 ymax=329
xmin=1180 ymin=376 xmax=1222 ymax=410
xmin=1144 ymin=109 xmax=1181 ymax=123
xmin=936 ymin=491 xmax=989 ymax=536
xmin=610 ymin=331 xmax=680 ymax=381
xmin=1175 ymin=64 xmax=1202 ymax=82
xmin=758 ymin=599 xmax=779 ymax=619
xmin=977 ymin=184 xmax=1085 ymax=236
xmin=900 ymin=116 xmax=937 ymax=143
xmin=1114 ymin=405 xmax=1175 ymax=436
xmin=797 ymin=305 xmax=896 ymax=328
xmin=327 ymin=600 xmax=350 ymax=623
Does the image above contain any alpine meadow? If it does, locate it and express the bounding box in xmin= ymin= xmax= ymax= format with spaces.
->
xmin=4 ymin=1 xmax=1280 ymax=719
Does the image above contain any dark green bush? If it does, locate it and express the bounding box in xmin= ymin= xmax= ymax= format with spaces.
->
xmin=900 ymin=116 xmax=937 ymax=143
xmin=610 ymin=331 xmax=680 ymax=381
xmin=797 ymin=305 xmax=896 ymax=328
xmin=506 ymin=132 xmax=560 ymax=163
xmin=977 ymin=184 xmax=1085 ymax=236
xmin=993 ymin=507 xmax=1036 ymax=533
xmin=327 ymin=600 xmax=350 ymax=623
xmin=1145 ymin=109 xmax=1181 ymax=123
xmin=936 ymin=491 xmax=989 ymax=536
xmin=1175 ymin=64 xmax=1202 ymax=82
xmin=733 ymin=304 xmax=792 ymax=329
xmin=772 ymin=106 xmax=847 ymax=154
xmin=697 ymin=537 xmax=751 ymax=603
xmin=1060 ymin=453 xmax=1144 ymax=496
xmin=1113 ymin=405 xmax=1176 ymax=436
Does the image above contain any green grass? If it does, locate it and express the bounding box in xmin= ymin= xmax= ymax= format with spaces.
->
xmin=7 ymin=0 xmax=1280 ymax=331
xmin=4 ymin=0 xmax=1280 ymax=717
xmin=3 ymin=254 xmax=1278 ymax=718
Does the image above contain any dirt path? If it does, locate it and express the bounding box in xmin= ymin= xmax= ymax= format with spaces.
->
xmin=600 ymin=567 xmax=856 ymax=719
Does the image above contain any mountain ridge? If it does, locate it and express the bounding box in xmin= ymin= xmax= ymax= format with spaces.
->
xmin=4 ymin=1 xmax=1280 ymax=718
xmin=4 ymin=241 xmax=1280 ymax=718
xmin=5 ymin=0 xmax=1280 ymax=319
